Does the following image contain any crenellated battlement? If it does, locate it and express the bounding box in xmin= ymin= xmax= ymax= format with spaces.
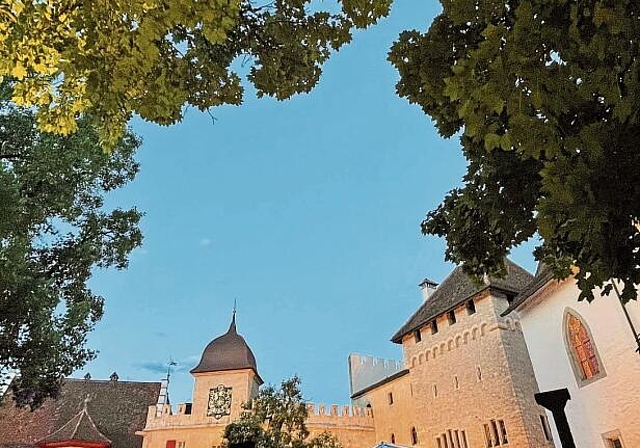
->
xmin=348 ymin=353 xmax=403 ymax=399
xmin=305 ymin=403 xmax=372 ymax=419
xmin=304 ymin=402 xmax=374 ymax=434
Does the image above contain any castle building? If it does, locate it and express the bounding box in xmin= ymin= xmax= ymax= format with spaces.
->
xmin=139 ymin=312 xmax=377 ymax=448
xmin=139 ymin=312 xmax=264 ymax=448
xmin=349 ymin=260 xmax=555 ymax=448
xmin=140 ymin=259 xmax=556 ymax=448
xmin=503 ymin=264 xmax=640 ymax=448
xmin=0 ymin=375 xmax=161 ymax=448
xmin=2 ymin=260 xmax=582 ymax=448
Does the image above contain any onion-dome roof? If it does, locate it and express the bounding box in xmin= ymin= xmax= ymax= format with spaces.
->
xmin=190 ymin=313 xmax=261 ymax=381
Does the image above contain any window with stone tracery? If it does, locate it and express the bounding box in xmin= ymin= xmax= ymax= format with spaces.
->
xmin=564 ymin=310 xmax=605 ymax=385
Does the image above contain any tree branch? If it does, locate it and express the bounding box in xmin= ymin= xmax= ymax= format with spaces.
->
xmin=0 ymin=153 xmax=24 ymax=160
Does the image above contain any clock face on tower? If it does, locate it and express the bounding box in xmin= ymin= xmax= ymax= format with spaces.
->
xmin=207 ymin=385 xmax=232 ymax=419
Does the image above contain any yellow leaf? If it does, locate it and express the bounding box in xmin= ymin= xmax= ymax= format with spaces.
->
xmin=11 ymin=62 xmax=27 ymax=79
xmin=12 ymin=1 xmax=24 ymax=15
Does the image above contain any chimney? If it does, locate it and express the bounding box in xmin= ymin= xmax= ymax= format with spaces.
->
xmin=419 ymin=278 xmax=438 ymax=301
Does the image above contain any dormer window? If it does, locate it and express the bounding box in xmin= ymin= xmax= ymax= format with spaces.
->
xmin=466 ymin=299 xmax=476 ymax=315
xmin=414 ymin=329 xmax=422 ymax=343
xmin=448 ymin=310 xmax=457 ymax=325
xmin=431 ymin=320 xmax=439 ymax=334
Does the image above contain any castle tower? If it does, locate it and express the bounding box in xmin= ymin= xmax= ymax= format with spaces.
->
xmin=140 ymin=312 xmax=263 ymax=448
xmin=189 ymin=311 xmax=263 ymax=422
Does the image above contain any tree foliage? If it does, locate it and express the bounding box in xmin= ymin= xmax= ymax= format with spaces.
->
xmin=389 ymin=0 xmax=640 ymax=303
xmin=225 ymin=377 xmax=342 ymax=448
xmin=1 ymin=0 xmax=391 ymax=148
xmin=0 ymin=81 xmax=143 ymax=408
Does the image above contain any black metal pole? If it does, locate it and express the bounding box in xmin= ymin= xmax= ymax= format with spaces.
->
xmin=611 ymin=280 xmax=640 ymax=353
xmin=535 ymin=389 xmax=576 ymax=448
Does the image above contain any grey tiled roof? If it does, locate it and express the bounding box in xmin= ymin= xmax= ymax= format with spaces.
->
xmin=391 ymin=260 xmax=533 ymax=343
xmin=0 ymin=378 xmax=160 ymax=448
xmin=501 ymin=263 xmax=555 ymax=316
xmin=37 ymin=406 xmax=111 ymax=444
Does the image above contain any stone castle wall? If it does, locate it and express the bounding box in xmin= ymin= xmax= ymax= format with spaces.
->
xmin=305 ymin=403 xmax=376 ymax=448
xmin=399 ymin=291 xmax=553 ymax=448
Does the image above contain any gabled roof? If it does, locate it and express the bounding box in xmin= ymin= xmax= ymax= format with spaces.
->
xmin=0 ymin=378 xmax=161 ymax=448
xmin=391 ymin=259 xmax=533 ymax=343
xmin=501 ymin=263 xmax=555 ymax=316
xmin=37 ymin=405 xmax=111 ymax=447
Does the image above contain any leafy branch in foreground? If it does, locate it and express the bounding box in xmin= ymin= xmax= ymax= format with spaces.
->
xmin=389 ymin=0 xmax=640 ymax=303
xmin=225 ymin=377 xmax=342 ymax=448
xmin=1 ymin=0 xmax=391 ymax=148
xmin=0 ymin=80 xmax=143 ymax=408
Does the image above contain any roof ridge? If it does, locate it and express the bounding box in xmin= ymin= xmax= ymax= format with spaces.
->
xmin=70 ymin=407 xmax=85 ymax=439
xmin=79 ymin=406 xmax=111 ymax=443
xmin=37 ymin=402 xmax=111 ymax=444
xmin=391 ymin=259 xmax=533 ymax=343
xmin=64 ymin=378 xmax=162 ymax=385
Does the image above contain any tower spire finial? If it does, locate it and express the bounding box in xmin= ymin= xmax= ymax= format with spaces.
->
xmin=229 ymin=300 xmax=237 ymax=333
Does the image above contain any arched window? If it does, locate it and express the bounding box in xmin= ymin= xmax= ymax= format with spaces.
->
xmin=563 ymin=309 xmax=606 ymax=386
xmin=411 ymin=427 xmax=418 ymax=445
xmin=391 ymin=434 xmax=395 ymax=444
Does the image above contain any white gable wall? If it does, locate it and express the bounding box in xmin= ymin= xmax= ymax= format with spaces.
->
xmin=516 ymin=278 xmax=640 ymax=448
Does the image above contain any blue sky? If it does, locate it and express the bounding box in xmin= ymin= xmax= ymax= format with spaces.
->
xmin=84 ymin=0 xmax=538 ymax=406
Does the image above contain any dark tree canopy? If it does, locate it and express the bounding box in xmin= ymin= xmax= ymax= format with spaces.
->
xmin=389 ymin=0 xmax=640 ymax=303
xmin=0 ymin=81 xmax=143 ymax=408
xmin=225 ymin=377 xmax=342 ymax=448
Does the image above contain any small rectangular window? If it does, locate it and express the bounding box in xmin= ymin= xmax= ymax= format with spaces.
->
xmin=466 ymin=299 xmax=476 ymax=315
xmin=499 ymin=420 xmax=508 ymax=444
xmin=610 ymin=440 xmax=623 ymax=448
xmin=490 ymin=420 xmax=500 ymax=445
xmin=454 ymin=375 xmax=459 ymax=390
xmin=414 ymin=329 xmax=422 ymax=342
xmin=461 ymin=431 xmax=468 ymax=448
xmin=431 ymin=320 xmax=439 ymax=334
xmin=388 ymin=392 xmax=394 ymax=405
xmin=433 ymin=384 xmax=438 ymax=398
xmin=540 ymin=415 xmax=551 ymax=441
xmin=604 ymin=435 xmax=624 ymax=448
xmin=411 ymin=427 xmax=418 ymax=445
xmin=484 ymin=424 xmax=493 ymax=448
xmin=448 ymin=310 xmax=457 ymax=325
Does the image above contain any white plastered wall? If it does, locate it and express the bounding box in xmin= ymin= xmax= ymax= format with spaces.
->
xmin=516 ymin=279 xmax=640 ymax=448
